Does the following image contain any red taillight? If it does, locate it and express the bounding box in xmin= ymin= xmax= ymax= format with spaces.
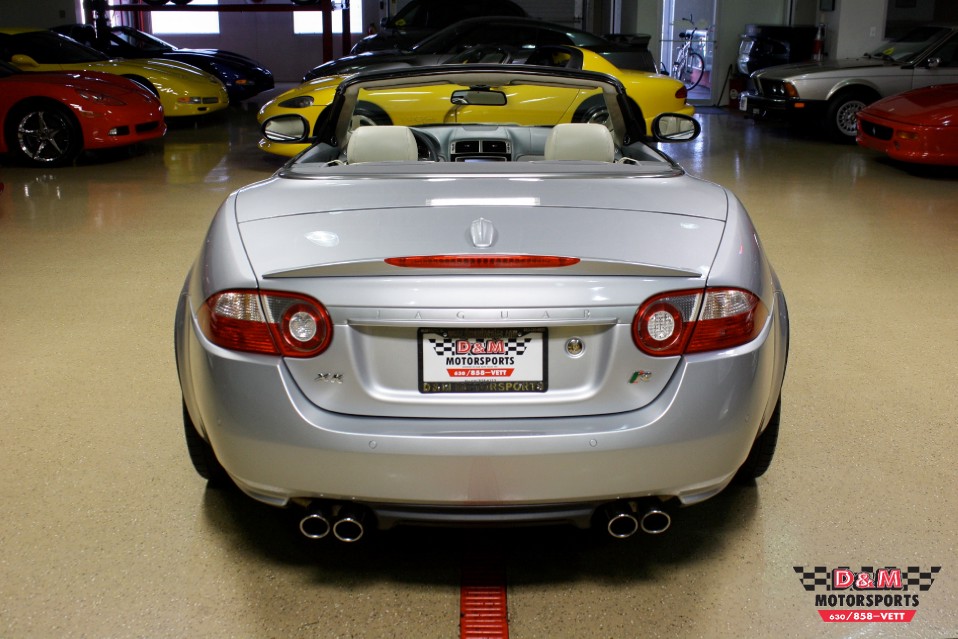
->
xmin=198 ymin=290 xmax=332 ymax=358
xmin=675 ymin=86 xmax=688 ymax=101
xmin=385 ymin=255 xmax=579 ymax=269
xmin=632 ymin=288 xmax=767 ymax=356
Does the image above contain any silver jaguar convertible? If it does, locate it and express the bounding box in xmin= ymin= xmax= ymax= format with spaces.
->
xmin=174 ymin=65 xmax=789 ymax=541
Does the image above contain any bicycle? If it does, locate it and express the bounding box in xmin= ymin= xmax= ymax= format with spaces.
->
xmin=671 ymin=15 xmax=706 ymax=91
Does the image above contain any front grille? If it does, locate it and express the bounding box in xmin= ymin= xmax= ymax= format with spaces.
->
xmin=756 ymin=78 xmax=788 ymax=98
xmin=136 ymin=121 xmax=162 ymax=133
xmin=860 ymin=120 xmax=893 ymax=140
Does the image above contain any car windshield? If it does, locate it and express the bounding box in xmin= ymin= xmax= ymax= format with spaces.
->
xmin=865 ymin=26 xmax=951 ymax=62
xmin=410 ymin=21 xmax=607 ymax=55
xmin=1 ymin=31 xmax=109 ymax=63
xmin=112 ymin=27 xmax=174 ymax=52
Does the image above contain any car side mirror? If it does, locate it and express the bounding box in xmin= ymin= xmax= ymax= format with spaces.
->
xmin=262 ymin=115 xmax=311 ymax=143
xmin=11 ymin=54 xmax=40 ymax=70
xmin=651 ymin=113 xmax=701 ymax=142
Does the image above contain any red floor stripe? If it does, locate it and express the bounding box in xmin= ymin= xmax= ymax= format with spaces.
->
xmin=460 ymin=556 xmax=509 ymax=639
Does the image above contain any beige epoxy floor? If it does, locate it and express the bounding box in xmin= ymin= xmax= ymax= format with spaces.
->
xmin=1 ymin=102 xmax=956 ymax=639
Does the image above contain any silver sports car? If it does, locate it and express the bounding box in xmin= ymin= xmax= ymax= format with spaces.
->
xmin=174 ymin=65 xmax=789 ymax=542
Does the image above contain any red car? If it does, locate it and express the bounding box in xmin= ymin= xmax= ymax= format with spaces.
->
xmin=857 ymin=84 xmax=958 ymax=166
xmin=1 ymin=60 xmax=165 ymax=167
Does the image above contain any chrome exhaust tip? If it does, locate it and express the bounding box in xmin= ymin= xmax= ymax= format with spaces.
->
xmin=639 ymin=508 xmax=671 ymax=535
xmin=299 ymin=509 xmax=331 ymax=540
xmin=606 ymin=511 xmax=641 ymax=539
xmin=332 ymin=508 xmax=366 ymax=543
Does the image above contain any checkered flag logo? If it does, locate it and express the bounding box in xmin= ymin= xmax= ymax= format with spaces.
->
xmin=794 ymin=566 xmax=830 ymax=592
xmin=793 ymin=566 xmax=941 ymax=592
xmin=428 ymin=337 xmax=532 ymax=356
xmin=898 ymin=566 xmax=941 ymax=591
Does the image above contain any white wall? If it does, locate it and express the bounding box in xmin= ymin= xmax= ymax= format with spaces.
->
xmin=827 ymin=0 xmax=887 ymax=59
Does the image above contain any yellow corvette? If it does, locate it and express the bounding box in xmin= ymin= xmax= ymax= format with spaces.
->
xmin=1 ymin=28 xmax=228 ymax=117
xmin=258 ymin=46 xmax=694 ymax=157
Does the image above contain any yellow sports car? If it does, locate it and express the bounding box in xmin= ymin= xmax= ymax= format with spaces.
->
xmin=1 ymin=28 xmax=228 ymax=117
xmin=257 ymin=45 xmax=694 ymax=157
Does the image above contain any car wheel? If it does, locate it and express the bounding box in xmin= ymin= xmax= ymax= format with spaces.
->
xmin=353 ymin=101 xmax=393 ymax=127
xmin=734 ymin=397 xmax=780 ymax=483
xmin=142 ymin=0 xmax=169 ymax=5
xmin=182 ymin=401 xmax=231 ymax=487
xmin=572 ymin=95 xmax=610 ymax=125
xmin=6 ymin=101 xmax=83 ymax=167
xmin=826 ymin=89 xmax=876 ymax=142
xmin=171 ymin=0 xmax=192 ymax=4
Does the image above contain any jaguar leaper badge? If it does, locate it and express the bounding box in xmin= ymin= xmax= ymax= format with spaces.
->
xmin=470 ymin=217 xmax=496 ymax=248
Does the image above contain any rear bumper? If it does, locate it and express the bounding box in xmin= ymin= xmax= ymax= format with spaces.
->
xmin=178 ymin=291 xmax=788 ymax=524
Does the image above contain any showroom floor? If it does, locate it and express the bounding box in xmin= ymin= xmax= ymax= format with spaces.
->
xmin=1 ymin=96 xmax=956 ymax=639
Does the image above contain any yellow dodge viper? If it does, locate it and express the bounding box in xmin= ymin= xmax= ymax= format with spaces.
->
xmin=0 ymin=28 xmax=228 ymax=117
xmin=257 ymin=45 xmax=694 ymax=157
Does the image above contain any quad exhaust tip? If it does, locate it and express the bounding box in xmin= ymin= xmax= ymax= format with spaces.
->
xmin=605 ymin=503 xmax=671 ymax=538
xmin=299 ymin=504 xmax=366 ymax=542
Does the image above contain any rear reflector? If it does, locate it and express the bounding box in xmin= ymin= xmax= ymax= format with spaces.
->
xmin=385 ymin=255 xmax=579 ymax=269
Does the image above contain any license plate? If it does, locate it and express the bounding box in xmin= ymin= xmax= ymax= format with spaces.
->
xmin=418 ymin=327 xmax=547 ymax=393
xmin=739 ymin=95 xmax=748 ymax=111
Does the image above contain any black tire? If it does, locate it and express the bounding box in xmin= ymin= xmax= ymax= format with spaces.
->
xmin=734 ymin=397 xmax=781 ymax=483
xmin=352 ymin=101 xmax=393 ymax=127
xmin=826 ymin=89 xmax=876 ymax=142
xmin=171 ymin=0 xmax=192 ymax=4
xmin=572 ymin=95 xmax=610 ymax=125
xmin=182 ymin=401 xmax=231 ymax=488
xmin=290 ymin=0 xmax=320 ymax=5
xmin=6 ymin=101 xmax=83 ymax=167
xmin=142 ymin=0 xmax=169 ymax=5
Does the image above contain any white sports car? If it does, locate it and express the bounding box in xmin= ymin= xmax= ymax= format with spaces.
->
xmin=175 ymin=65 xmax=789 ymax=542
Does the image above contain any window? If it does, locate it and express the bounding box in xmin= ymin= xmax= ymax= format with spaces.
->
xmin=294 ymin=4 xmax=363 ymax=35
xmin=150 ymin=0 xmax=220 ymax=35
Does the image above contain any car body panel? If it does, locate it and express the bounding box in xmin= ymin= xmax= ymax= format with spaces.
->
xmin=856 ymin=83 xmax=958 ymax=165
xmin=51 ymin=24 xmax=274 ymax=102
xmin=1 ymin=28 xmax=228 ymax=116
xmin=0 ymin=60 xmax=165 ymax=160
xmin=176 ymin=66 xmax=787 ymax=531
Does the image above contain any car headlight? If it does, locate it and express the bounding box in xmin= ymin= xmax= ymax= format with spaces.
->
xmin=75 ymin=89 xmax=125 ymax=106
xmin=279 ymin=95 xmax=315 ymax=109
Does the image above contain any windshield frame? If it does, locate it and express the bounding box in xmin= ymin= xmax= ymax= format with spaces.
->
xmin=313 ymin=64 xmax=641 ymax=151
xmin=865 ymin=26 xmax=953 ymax=64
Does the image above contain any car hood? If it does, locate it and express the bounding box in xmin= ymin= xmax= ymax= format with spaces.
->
xmin=84 ymin=57 xmax=221 ymax=82
xmin=756 ymin=57 xmax=888 ymax=79
xmin=172 ymin=48 xmax=268 ymax=69
xmin=5 ymin=70 xmax=144 ymax=95
xmin=232 ymin=172 xmax=729 ymax=279
xmin=862 ymin=84 xmax=958 ymax=126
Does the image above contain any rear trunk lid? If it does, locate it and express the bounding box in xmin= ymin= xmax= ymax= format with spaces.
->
xmin=234 ymin=173 xmax=729 ymax=418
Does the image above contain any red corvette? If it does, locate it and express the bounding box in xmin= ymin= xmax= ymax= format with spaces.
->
xmin=857 ymin=84 xmax=958 ymax=166
xmin=1 ymin=60 xmax=165 ymax=167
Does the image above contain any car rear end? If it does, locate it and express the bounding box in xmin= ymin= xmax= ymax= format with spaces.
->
xmin=175 ymin=167 xmax=788 ymax=533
